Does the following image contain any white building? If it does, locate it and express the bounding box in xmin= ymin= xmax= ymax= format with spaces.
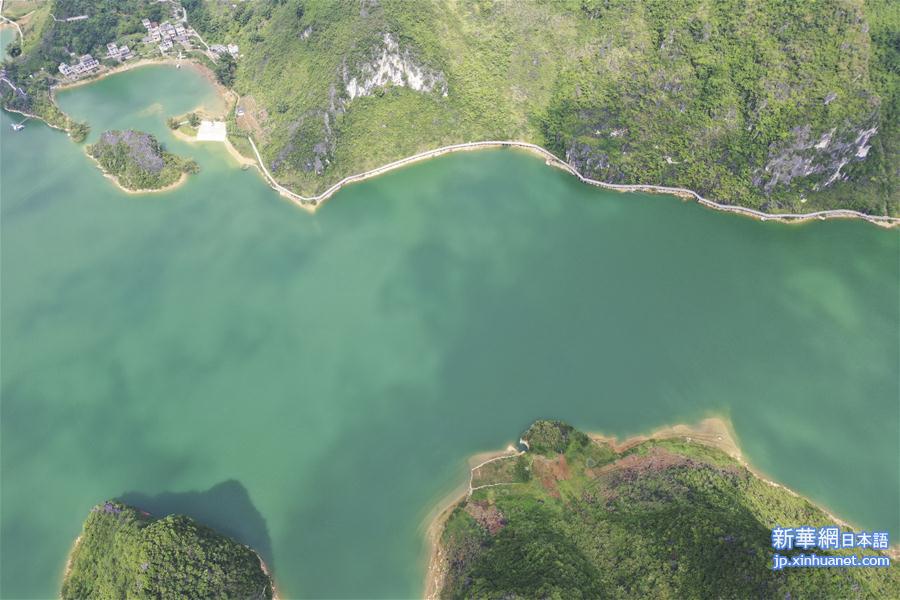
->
xmin=58 ymin=54 xmax=100 ymax=78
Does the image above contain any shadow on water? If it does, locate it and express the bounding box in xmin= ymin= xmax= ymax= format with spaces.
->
xmin=118 ymin=480 xmax=274 ymax=569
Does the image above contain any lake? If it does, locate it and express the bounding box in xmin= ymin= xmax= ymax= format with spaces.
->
xmin=1 ymin=65 xmax=897 ymax=598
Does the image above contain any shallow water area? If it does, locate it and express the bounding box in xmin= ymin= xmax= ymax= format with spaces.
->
xmin=1 ymin=65 xmax=898 ymax=598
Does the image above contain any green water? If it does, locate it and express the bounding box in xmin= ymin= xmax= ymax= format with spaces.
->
xmin=0 ymin=27 xmax=14 ymax=57
xmin=1 ymin=65 xmax=898 ymax=599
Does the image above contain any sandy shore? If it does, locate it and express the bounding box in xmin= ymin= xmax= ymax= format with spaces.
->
xmin=422 ymin=416 xmax=897 ymax=597
xmin=422 ymin=446 xmax=520 ymax=599
xmin=593 ymin=417 xmax=869 ymax=536
xmin=60 ymin=534 xmax=82 ymax=587
xmin=170 ymin=126 xmax=257 ymax=167
xmin=256 ymin=553 xmax=280 ymax=600
xmin=588 ymin=417 xmax=742 ymax=459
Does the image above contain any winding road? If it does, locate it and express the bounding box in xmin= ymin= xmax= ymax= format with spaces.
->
xmin=246 ymin=137 xmax=900 ymax=227
xmin=0 ymin=0 xmax=24 ymax=42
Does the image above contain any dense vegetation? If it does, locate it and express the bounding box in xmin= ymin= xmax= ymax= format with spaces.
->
xmin=62 ymin=500 xmax=273 ymax=599
xmin=189 ymin=0 xmax=897 ymax=214
xmin=87 ymin=129 xmax=198 ymax=191
xmin=438 ymin=421 xmax=900 ymax=598
xmin=2 ymin=0 xmax=897 ymax=214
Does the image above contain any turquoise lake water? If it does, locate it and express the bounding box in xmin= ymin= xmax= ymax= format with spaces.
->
xmin=1 ymin=65 xmax=898 ymax=598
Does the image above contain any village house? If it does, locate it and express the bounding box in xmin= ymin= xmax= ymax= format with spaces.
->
xmin=160 ymin=22 xmax=177 ymax=40
xmin=210 ymin=44 xmax=239 ymax=58
xmin=58 ymin=54 xmax=100 ymax=79
xmin=105 ymin=43 xmax=134 ymax=61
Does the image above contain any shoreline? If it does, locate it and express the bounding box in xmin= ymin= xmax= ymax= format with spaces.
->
xmin=247 ymin=138 xmax=899 ymax=228
xmin=422 ymin=446 xmax=521 ymax=600
xmin=170 ymin=126 xmax=256 ymax=167
xmin=52 ymin=58 xmax=235 ymax=119
xmin=256 ymin=552 xmax=280 ymax=600
xmin=60 ymin=534 xmax=82 ymax=589
xmin=2 ymin=104 xmax=68 ymax=133
xmin=587 ymin=417 xmax=862 ymax=534
xmin=422 ymin=416 xmax=898 ymax=598
xmin=4 ymin=60 xmax=897 ymax=226
xmin=84 ymin=149 xmax=190 ymax=195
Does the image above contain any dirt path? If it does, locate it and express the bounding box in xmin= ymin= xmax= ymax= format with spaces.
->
xmin=421 ymin=446 xmax=520 ymax=600
xmin=0 ymin=0 xmax=24 ymax=41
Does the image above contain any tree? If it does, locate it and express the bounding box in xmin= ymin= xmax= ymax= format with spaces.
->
xmin=214 ymin=53 xmax=236 ymax=87
xmin=166 ymin=116 xmax=180 ymax=129
xmin=69 ymin=121 xmax=90 ymax=143
xmin=188 ymin=112 xmax=200 ymax=127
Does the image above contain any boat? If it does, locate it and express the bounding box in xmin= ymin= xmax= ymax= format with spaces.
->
xmin=10 ymin=123 xmax=25 ymax=131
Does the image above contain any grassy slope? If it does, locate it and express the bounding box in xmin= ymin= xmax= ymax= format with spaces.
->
xmin=201 ymin=0 xmax=897 ymax=214
xmin=438 ymin=421 xmax=900 ymax=599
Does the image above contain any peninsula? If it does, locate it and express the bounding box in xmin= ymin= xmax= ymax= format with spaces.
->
xmin=62 ymin=500 xmax=274 ymax=599
xmin=428 ymin=420 xmax=899 ymax=598
xmin=87 ymin=129 xmax=198 ymax=193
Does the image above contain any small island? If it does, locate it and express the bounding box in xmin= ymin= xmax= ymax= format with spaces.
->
xmin=62 ymin=500 xmax=273 ymax=599
xmin=430 ymin=420 xmax=899 ymax=598
xmin=87 ymin=130 xmax=199 ymax=193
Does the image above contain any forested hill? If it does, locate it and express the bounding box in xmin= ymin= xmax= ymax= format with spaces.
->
xmin=2 ymin=0 xmax=897 ymax=215
xmin=435 ymin=421 xmax=900 ymax=598
xmin=192 ymin=0 xmax=898 ymax=215
xmin=62 ymin=501 xmax=273 ymax=599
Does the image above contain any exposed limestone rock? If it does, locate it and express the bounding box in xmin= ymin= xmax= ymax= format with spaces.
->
xmin=565 ymin=142 xmax=625 ymax=184
xmin=753 ymin=121 xmax=879 ymax=193
xmin=342 ymin=33 xmax=447 ymax=103
xmin=854 ymin=127 xmax=877 ymax=158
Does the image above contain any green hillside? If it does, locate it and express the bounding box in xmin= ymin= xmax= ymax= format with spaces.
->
xmin=436 ymin=421 xmax=899 ymax=598
xmin=200 ymin=0 xmax=898 ymax=214
xmin=62 ymin=501 xmax=273 ymax=599
xmin=2 ymin=0 xmax=898 ymax=214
